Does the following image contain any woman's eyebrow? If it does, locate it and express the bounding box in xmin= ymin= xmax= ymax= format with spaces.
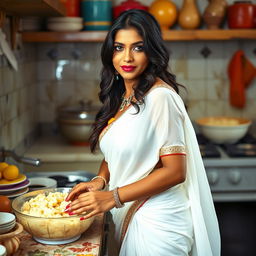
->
xmin=114 ymin=41 xmax=144 ymax=46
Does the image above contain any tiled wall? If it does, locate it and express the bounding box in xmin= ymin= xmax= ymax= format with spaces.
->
xmin=36 ymin=40 xmax=256 ymax=124
xmin=1 ymin=0 xmax=256 ymax=152
xmin=0 ymin=29 xmax=38 ymax=151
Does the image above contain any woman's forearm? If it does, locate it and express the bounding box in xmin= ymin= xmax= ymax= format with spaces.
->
xmin=95 ymin=159 xmax=110 ymax=187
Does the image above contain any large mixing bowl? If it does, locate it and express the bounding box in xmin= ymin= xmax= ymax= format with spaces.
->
xmin=12 ymin=188 xmax=95 ymax=245
xmin=196 ymin=116 xmax=251 ymax=144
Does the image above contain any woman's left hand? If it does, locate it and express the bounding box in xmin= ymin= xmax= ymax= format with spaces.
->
xmin=68 ymin=190 xmax=116 ymax=219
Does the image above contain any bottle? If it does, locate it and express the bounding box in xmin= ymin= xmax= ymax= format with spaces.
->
xmin=178 ymin=0 xmax=201 ymax=29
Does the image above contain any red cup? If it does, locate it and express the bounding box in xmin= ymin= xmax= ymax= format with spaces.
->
xmin=227 ymin=1 xmax=254 ymax=29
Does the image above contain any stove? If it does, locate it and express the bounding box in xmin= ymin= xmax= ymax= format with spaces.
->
xmin=26 ymin=171 xmax=95 ymax=187
xmin=196 ymin=134 xmax=256 ymax=202
xmin=197 ymin=134 xmax=256 ymax=256
xmin=221 ymin=134 xmax=256 ymax=157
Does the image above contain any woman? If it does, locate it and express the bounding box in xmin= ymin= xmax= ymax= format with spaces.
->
xmin=66 ymin=9 xmax=220 ymax=256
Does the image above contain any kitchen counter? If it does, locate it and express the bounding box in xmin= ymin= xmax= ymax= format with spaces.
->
xmin=24 ymin=135 xmax=103 ymax=162
xmin=23 ymin=135 xmax=104 ymax=174
xmin=14 ymin=214 xmax=105 ymax=256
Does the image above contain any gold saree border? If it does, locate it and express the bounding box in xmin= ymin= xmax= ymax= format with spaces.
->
xmin=119 ymin=198 xmax=150 ymax=251
xmin=160 ymin=145 xmax=186 ymax=156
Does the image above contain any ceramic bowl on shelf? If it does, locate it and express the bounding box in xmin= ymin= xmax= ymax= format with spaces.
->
xmin=12 ymin=188 xmax=95 ymax=245
xmin=47 ymin=17 xmax=83 ymax=32
xmin=196 ymin=116 xmax=251 ymax=144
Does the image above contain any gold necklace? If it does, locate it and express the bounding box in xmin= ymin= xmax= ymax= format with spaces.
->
xmin=119 ymin=93 xmax=134 ymax=111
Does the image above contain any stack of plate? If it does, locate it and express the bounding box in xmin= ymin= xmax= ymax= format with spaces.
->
xmin=0 ymin=212 xmax=16 ymax=234
xmin=0 ymin=174 xmax=30 ymax=198
xmin=47 ymin=17 xmax=83 ymax=32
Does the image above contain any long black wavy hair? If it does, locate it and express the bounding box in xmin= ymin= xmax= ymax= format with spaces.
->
xmin=89 ymin=9 xmax=182 ymax=152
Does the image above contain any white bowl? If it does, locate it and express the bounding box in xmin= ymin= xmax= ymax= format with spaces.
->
xmin=0 ymin=222 xmax=16 ymax=234
xmin=196 ymin=116 xmax=251 ymax=144
xmin=47 ymin=17 xmax=83 ymax=23
xmin=0 ymin=213 xmax=15 ymax=226
xmin=47 ymin=22 xmax=83 ymax=32
xmin=0 ymin=213 xmax=16 ymax=234
xmin=28 ymin=177 xmax=57 ymax=191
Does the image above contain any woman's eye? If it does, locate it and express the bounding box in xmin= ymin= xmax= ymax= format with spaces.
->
xmin=114 ymin=45 xmax=123 ymax=51
xmin=134 ymin=45 xmax=144 ymax=52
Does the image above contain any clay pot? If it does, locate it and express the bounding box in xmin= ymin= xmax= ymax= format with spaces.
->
xmin=203 ymin=0 xmax=227 ymax=29
xmin=227 ymin=1 xmax=254 ymax=29
xmin=178 ymin=0 xmax=201 ymax=29
xmin=254 ymin=4 xmax=256 ymax=28
xmin=149 ymin=0 xmax=178 ymax=30
xmin=113 ymin=0 xmax=148 ymax=19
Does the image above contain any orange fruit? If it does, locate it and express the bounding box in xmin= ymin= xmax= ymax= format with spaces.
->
xmin=2 ymin=165 xmax=19 ymax=180
xmin=0 ymin=195 xmax=12 ymax=212
xmin=0 ymin=162 xmax=8 ymax=172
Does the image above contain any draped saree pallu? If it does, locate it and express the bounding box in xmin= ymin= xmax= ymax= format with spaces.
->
xmin=99 ymin=85 xmax=221 ymax=256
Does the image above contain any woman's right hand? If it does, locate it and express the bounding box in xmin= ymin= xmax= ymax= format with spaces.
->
xmin=65 ymin=178 xmax=105 ymax=202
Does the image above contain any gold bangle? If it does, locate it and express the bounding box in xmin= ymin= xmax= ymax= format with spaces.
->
xmin=113 ymin=187 xmax=124 ymax=208
xmin=91 ymin=176 xmax=107 ymax=189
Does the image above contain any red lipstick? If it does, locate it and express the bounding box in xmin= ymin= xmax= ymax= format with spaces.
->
xmin=121 ymin=65 xmax=136 ymax=72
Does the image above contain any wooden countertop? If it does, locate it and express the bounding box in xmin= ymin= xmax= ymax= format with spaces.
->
xmin=14 ymin=214 xmax=105 ymax=256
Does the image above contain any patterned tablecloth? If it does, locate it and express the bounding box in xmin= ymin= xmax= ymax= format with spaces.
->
xmin=13 ymin=215 xmax=104 ymax=256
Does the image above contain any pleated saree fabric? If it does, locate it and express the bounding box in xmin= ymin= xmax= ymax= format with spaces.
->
xmin=99 ymin=85 xmax=221 ymax=256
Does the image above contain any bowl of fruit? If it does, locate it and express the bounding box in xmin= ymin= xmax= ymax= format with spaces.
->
xmin=0 ymin=162 xmax=30 ymax=199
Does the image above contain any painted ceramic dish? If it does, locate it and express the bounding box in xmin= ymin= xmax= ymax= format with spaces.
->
xmin=0 ymin=179 xmax=30 ymax=193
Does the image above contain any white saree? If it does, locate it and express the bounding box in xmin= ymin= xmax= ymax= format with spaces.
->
xmin=99 ymin=85 xmax=221 ymax=256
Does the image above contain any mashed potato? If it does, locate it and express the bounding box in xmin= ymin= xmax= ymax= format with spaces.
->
xmin=206 ymin=117 xmax=240 ymax=126
xmin=21 ymin=192 xmax=70 ymax=217
xmin=16 ymin=191 xmax=94 ymax=241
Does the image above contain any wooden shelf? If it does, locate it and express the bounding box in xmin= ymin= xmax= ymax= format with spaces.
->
xmin=21 ymin=29 xmax=256 ymax=43
xmin=0 ymin=0 xmax=66 ymax=17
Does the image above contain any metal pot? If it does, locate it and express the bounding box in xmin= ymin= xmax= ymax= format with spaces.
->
xmin=57 ymin=101 xmax=98 ymax=145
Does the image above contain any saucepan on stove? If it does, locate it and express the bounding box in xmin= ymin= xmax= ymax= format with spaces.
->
xmin=196 ymin=116 xmax=251 ymax=144
xmin=57 ymin=100 xmax=99 ymax=145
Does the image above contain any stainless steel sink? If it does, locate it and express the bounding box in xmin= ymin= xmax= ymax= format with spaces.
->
xmin=25 ymin=170 xmax=95 ymax=187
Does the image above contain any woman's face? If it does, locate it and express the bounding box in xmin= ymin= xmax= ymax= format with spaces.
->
xmin=112 ymin=27 xmax=148 ymax=86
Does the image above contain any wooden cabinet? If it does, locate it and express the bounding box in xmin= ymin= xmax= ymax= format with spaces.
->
xmin=21 ymin=29 xmax=256 ymax=42
xmin=0 ymin=0 xmax=66 ymax=17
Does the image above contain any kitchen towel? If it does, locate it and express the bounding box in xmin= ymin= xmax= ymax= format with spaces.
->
xmin=228 ymin=50 xmax=256 ymax=108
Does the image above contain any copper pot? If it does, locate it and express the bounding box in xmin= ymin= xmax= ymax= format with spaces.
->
xmin=57 ymin=101 xmax=99 ymax=145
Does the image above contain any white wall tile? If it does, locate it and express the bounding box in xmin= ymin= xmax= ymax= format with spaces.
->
xmin=187 ymin=42 xmax=206 ymax=79
xmin=186 ymin=79 xmax=206 ymax=100
xmin=37 ymin=61 xmax=56 ymax=81
xmin=187 ymin=100 xmax=207 ymax=120
xmin=206 ymin=100 xmax=225 ymax=117
xmin=206 ymin=79 xmax=228 ymax=100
